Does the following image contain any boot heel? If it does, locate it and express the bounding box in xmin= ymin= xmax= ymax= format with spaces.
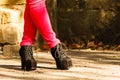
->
xmin=21 ymin=61 xmax=25 ymax=70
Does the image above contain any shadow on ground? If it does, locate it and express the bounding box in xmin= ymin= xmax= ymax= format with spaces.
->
xmin=0 ymin=50 xmax=120 ymax=80
xmin=69 ymin=50 xmax=120 ymax=65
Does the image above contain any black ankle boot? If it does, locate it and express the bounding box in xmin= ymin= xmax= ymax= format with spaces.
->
xmin=19 ymin=45 xmax=37 ymax=71
xmin=51 ymin=43 xmax=72 ymax=70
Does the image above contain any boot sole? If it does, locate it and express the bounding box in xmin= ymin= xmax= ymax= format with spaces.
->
xmin=21 ymin=60 xmax=37 ymax=71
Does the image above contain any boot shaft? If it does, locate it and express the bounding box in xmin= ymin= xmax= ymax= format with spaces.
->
xmin=51 ymin=44 xmax=68 ymax=60
xmin=19 ymin=45 xmax=33 ymax=56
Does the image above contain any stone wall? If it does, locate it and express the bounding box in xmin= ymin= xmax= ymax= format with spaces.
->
xmin=0 ymin=0 xmax=25 ymax=57
xmin=0 ymin=0 xmax=56 ymax=57
xmin=57 ymin=0 xmax=120 ymax=46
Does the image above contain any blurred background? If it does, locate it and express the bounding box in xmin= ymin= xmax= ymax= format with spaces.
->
xmin=47 ymin=0 xmax=120 ymax=51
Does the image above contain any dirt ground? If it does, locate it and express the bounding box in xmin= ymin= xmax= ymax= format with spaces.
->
xmin=0 ymin=50 xmax=120 ymax=80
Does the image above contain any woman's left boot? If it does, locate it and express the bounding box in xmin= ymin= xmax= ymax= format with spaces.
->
xmin=19 ymin=45 xmax=37 ymax=71
xmin=51 ymin=44 xmax=72 ymax=70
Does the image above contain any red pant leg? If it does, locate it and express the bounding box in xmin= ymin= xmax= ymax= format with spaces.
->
xmin=25 ymin=0 xmax=60 ymax=48
xmin=20 ymin=3 xmax=37 ymax=46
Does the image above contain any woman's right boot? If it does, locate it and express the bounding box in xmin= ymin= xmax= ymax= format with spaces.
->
xmin=19 ymin=45 xmax=37 ymax=71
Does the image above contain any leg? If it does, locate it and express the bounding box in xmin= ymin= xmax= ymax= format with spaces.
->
xmin=27 ymin=0 xmax=60 ymax=48
xmin=27 ymin=0 xmax=72 ymax=70
xmin=19 ymin=3 xmax=37 ymax=71
xmin=20 ymin=3 xmax=37 ymax=46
